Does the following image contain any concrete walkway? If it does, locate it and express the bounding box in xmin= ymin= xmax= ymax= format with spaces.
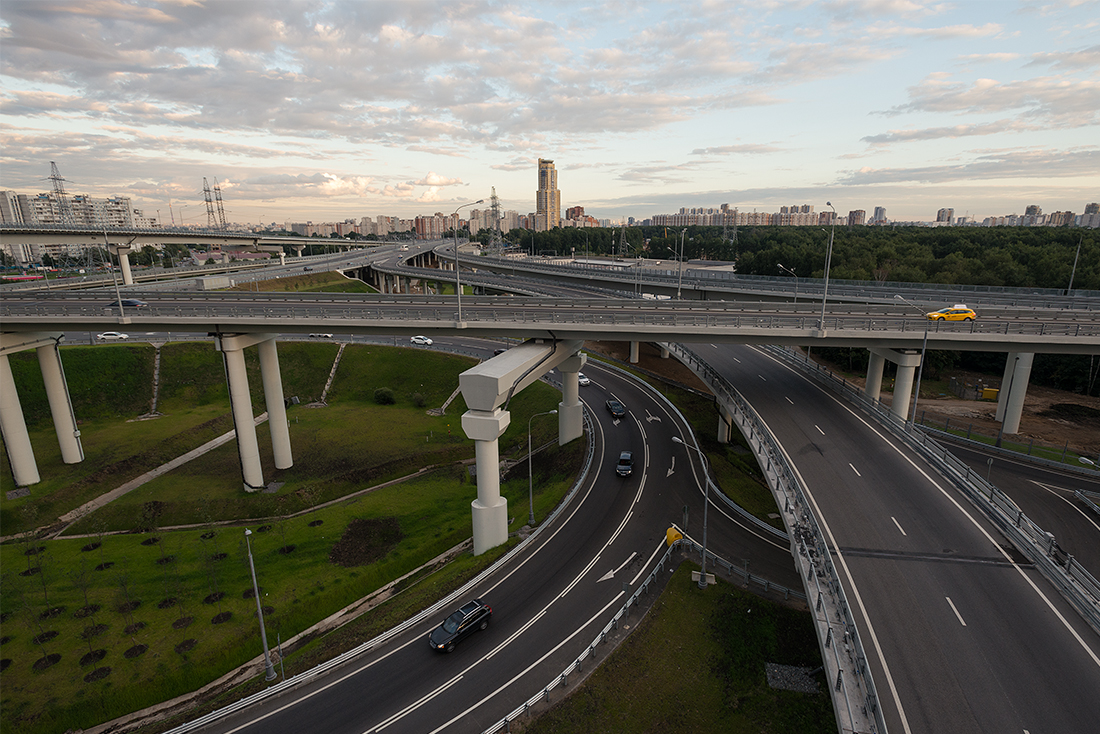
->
xmin=48 ymin=412 xmax=270 ymax=539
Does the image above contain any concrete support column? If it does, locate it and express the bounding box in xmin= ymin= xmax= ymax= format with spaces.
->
xmin=865 ymin=350 xmax=885 ymax=402
xmin=0 ymin=354 xmax=39 ymax=486
xmin=222 ymin=346 xmax=265 ymax=491
xmin=892 ymin=361 xmax=916 ymax=421
xmin=717 ymin=405 xmax=731 ymax=444
xmin=118 ymin=251 xmax=134 ymax=286
xmin=36 ymin=341 xmax=83 ymax=463
xmin=556 ymin=352 xmax=587 ymax=445
xmin=258 ymin=339 xmax=292 ymax=470
xmin=659 ymin=345 xmax=670 ymax=359
xmin=461 ymin=408 xmax=511 ymax=555
xmin=629 ymin=341 xmax=640 ymax=364
xmin=996 ymin=352 xmax=1034 ymax=434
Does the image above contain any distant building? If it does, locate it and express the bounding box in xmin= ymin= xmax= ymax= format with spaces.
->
xmin=848 ymin=210 xmax=866 ymax=225
xmin=535 ymin=159 xmax=561 ymax=232
xmin=936 ymin=208 xmax=954 ymax=223
xmin=0 ymin=189 xmax=154 ymax=228
xmin=872 ymin=206 xmax=887 ymax=224
xmin=565 ymin=206 xmax=585 ymax=220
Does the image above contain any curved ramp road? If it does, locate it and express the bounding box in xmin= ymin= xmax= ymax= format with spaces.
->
xmin=194 ymin=360 xmax=800 ymax=734
xmin=708 ymin=343 xmax=1100 ymax=734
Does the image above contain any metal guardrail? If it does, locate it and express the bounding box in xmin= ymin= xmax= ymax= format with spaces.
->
xmin=668 ymin=343 xmax=885 ymax=734
xmin=1076 ymin=490 xmax=1100 ymax=517
xmin=763 ymin=346 xmax=1100 ymax=636
xmin=479 ymin=534 xmax=805 ymax=734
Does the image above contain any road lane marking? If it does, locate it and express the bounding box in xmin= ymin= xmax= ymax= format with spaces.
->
xmin=849 ymin=463 xmax=861 ymax=477
xmin=1031 ymin=480 xmax=1100 ymax=533
xmin=785 ymin=396 xmax=794 ymax=404
xmin=600 ymin=551 xmax=638 ymax=582
xmin=758 ymin=374 xmax=767 ymax=381
xmin=945 ymin=597 xmax=967 ymax=627
xmin=374 ymin=675 xmax=464 ymax=731
xmin=815 ymin=424 xmax=825 ymax=435
xmin=892 ymin=517 xmax=907 ymax=536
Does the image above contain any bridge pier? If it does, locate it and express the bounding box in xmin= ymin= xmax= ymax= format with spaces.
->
xmin=216 ymin=333 xmax=292 ymax=491
xmin=629 ymin=341 xmax=640 ymax=364
xmin=866 ymin=347 xmax=922 ymax=420
xmin=107 ymin=243 xmax=135 ymax=286
xmin=0 ymin=332 xmax=83 ymax=487
xmin=556 ymin=352 xmax=587 ymax=444
xmin=462 ymin=408 xmax=511 ymax=555
xmin=996 ymin=352 xmax=1034 ymax=434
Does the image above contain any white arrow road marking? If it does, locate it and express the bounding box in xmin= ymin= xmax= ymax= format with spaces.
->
xmin=667 ymin=455 xmax=675 ymax=477
xmin=645 ymin=411 xmax=662 ymax=422
xmin=598 ymin=551 xmax=638 ymax=582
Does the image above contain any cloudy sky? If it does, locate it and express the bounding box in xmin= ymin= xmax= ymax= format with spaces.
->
xmin=1 ymin=0 xmax=1098 ymax=226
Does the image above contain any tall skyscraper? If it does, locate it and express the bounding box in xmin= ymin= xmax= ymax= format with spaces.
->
xmin=937 ymin=208 xmax=954 ymax=223
xmin=873 ymin=206 xmax=887 ymax=223
xmin=536 ymin=158 xmax=561 ymax=232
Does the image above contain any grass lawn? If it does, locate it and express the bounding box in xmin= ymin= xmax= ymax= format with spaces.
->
xmin=520 ymin=565 xmax=834 ymax=734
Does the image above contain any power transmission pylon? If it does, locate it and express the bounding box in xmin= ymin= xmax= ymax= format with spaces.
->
xmin=213 ymin=177 xmax=228 ymax=229
xmin=490 ymin=187 xmax=502 ymax=251
xmin=47 ymin=161 xmax=75 ymax=225
xmin=202 ymin=178 xmax=217 ymax=229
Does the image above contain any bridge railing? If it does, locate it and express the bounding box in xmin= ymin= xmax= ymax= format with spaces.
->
xmin=668 ymin=342 xmax=886 ymax=734
xmin=763 ymin=346 xmax=1100 ymax=636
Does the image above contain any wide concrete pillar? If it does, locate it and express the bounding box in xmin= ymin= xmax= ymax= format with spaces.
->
xmin=258 ymin=339 xmax=292 ymax=470
xmin=556 ymin=352 xmax=587 ymax=445
xmin=865 ymin=350 xmax=885 ymax=402
xmin=220 ymin=344 xmax=264 ymax=491
xmin=36 ymin=341 xmax=83 ymax=463
xmin=461 ymin=408 xmax=511 ymax=555
xmin=118 ymin=251 xmax=134 ymax=286
xmin=996 ymin=353 xmax=1034 ymax=434
xmin=659 ymin=345 xmax=670 ymax=359
xmin=892 ymin=361 xmax=916 ymax=420
xmin=717 ymin=405 xmax=731 ymax=445
xmin=0 ymin=353 xmax=39 ymax=486
xmin=629 ymin=341 xmax=640 ymax=364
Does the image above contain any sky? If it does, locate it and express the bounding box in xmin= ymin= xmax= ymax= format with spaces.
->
xmin=1 ymin=0 xmax=1098 ymax=227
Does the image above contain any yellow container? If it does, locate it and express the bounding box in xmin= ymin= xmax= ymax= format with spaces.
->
xmin=982 ymin=387 xmax=999 ymax=401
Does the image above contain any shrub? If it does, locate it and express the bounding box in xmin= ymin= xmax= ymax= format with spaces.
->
xmin=373 ymin=387 xmax=395 ymax=405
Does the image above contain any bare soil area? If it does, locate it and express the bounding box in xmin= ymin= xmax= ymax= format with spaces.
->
xmin=584 ymin=341 xmax=1100 ymax=459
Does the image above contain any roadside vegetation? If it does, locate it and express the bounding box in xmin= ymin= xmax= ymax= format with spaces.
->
xmin=519 ymin=565 xmax=834 ymax=734
xmin=0 ymin=338 xmax=578 ymax=734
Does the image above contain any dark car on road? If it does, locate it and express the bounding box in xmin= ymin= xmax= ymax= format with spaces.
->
xmin=428 ymin=599 xmax=492 ymax=653
xmin=106 ymin=298 xmax=148 ymax=309
xmin=616 ymin=451 xmax=634 ymax=477
xmin=606 ymin=399 xmax=627 ymax=419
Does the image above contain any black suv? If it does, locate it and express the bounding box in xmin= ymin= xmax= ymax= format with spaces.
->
xmin=428 ymin=599 xmax=492 ymax=653
xmin=605 ymin=399 xmax=627 ymax=418
xmin=616 ymin=451 xmax=634 ymax=477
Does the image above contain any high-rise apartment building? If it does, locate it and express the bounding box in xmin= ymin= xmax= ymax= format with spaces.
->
xmin=848 ymin=210 xmax=866 ymax=225
xmin=936 ymin=208 xmax=954 ymax=223
xmin=535 ymin=158 xmax=561 ymax=232
xmin=873 ymin=206 xmax=887 ymax=224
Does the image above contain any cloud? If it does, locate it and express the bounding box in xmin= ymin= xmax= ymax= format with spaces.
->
xmin=691 ymin=144 xmax=785 ymax=155
xmin=861 ymin=120 xmax=1039 ymax=144
xmin=836 ymin=146 xmax=1100 ymax=185
xmin=410 ymin=171 xmax=462 ymax=187
xmin=1027 ymin=44 xmax=1100 ymax=70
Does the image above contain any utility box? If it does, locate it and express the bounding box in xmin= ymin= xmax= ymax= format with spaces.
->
xmin=982 ymin=387 xmax=999 ymax=401
xmin=196 ymin=276 xmax=232 ymax=290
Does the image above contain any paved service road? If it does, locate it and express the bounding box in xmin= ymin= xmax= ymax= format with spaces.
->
xmin=705 ymin=343 xmax=1100 ymax=734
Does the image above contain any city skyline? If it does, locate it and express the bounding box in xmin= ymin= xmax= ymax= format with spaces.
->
xmin=1 ymin=1 xmax=1098 ymax=225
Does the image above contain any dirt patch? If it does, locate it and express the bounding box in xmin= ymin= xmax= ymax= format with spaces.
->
xmin=329 ymin=517 xmax=404 ymax=568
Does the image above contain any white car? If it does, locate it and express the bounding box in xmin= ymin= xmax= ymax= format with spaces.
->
xmin=578 ymin=373 xmax=591 ymax=386
xmin=410 ymin=335 xmax=433 ymax=346
xmin=97 ymin=332 xmax=129 ymax=341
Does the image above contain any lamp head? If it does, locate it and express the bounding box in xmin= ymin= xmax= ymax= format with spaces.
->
xmin=672 ymin=436 xmax=684 ymax=445
xmin=245 ymin=529 xmax=252 ymax=536
xmin=550 ymin=410 xmax=558 ymax=415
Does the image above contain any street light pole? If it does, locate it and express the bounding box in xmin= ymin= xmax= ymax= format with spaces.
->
xmin=676 ymin=228 xmax=687 ymax=299
xmin=778 ymin=263 xmax=798 ymax=303
xmin=819 ymin=202 xmax=836 ymax=331
xmin=452 ymin=199 xmax=484 ymax=326
xmin=244 ymin=529 xmax=277 ymax=681
xmin=672 ymin=436 xmax=711 ymax=589
xmin=528 ymin=410 xmax=558 ymax=525
xmin=894 ymin=294 xmax=929 ymax=426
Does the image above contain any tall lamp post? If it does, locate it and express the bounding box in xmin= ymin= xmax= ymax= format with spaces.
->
xmin=675 ymin=228 xmax=687 ymax=299
xmin=777 ymin=263 xmax=798 ymax=303
xmin=244 ymin=529 xmax=277 ymax=681
xmin=452 ymin=199 xmax=484 ymax=325
xmin=894 ymin=294 xmax=929 ymax=426
xmin=528 ymin=410 xmax=558 ymax=525
xmin=672 ymin=436 xmax=712 ymax=589
xmin=819 ymin=201 xmax=836 ymax=330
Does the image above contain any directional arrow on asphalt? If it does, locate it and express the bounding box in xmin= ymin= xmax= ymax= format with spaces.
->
xmin=646 ymin=411 xmax=662 ymax=422
xmin=598 ymin=551 xmax=638 ymax=582
xmin=667 ymin=456 xmax=675 ymax=477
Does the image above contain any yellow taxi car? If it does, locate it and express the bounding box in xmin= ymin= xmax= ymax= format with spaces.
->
xmin=926 ymin=304 xmax=976 ymax=322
